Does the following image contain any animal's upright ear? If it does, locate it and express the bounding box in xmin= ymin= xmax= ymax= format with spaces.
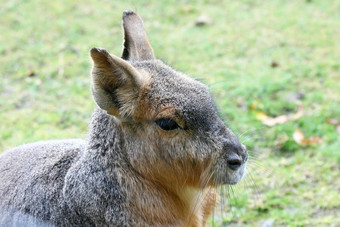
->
xmin=121 ymin=10 xmax=155 ymax=61
xmin=90 ymin=47 xmax=145 ymax=118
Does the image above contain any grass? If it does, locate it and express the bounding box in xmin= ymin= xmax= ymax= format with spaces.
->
xmin=1 ymin=0 xmax=339 ymax=226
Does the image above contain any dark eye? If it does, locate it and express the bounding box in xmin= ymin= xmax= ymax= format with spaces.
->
xmin=155 ymin=118 xmax=180 ymax=131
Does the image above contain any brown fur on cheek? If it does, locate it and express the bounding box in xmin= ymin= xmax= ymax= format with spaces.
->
xmin=133 ymin=128 xmax=212 ymax=188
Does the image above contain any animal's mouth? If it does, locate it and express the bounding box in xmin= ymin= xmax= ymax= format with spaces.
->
xmin=212 ymin=162 xmax=247 ymax=186
xmin=226 ymin=163 xmax=246 ymax=185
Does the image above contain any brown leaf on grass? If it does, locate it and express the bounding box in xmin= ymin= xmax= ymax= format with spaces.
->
xmin=256 ymin=111 xmax=288 ymax=126
xmin=255 ymin=111 xmax=270 ymax=121
xmin=291 ymin=105 xmax=304 ymax=120
xmin=326 ymin=118 xmax=340 ymax=134
xmin=326 ymin=118 xmax=339 ymax=125
xmin=249 ymin=100 xmax=264 ymax=111
xmin=249 ymin=103 xmax=258 ymax=110
xmin=264 ymin=115 xmax=288 ymax=126
xmin=293 ymin=129 xmax=305 ymax=144
xmin=293 ymin=129 xmax=323 ymax=146
xmin=256 ymin=106 xmax=304 ymax=127
xmin=337 ymin=126 xmax=340 ymax=134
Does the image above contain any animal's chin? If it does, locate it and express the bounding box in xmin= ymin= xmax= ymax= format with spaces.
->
xmin=218 ymin=164 xmax=246 ymax=186
xmin=223 ymin=179 xmax=241 ymax=185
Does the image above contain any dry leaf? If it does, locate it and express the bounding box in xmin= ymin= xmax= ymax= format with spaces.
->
xmin=249 ymin=102 xmax=259 ymax=110
xmin=255 ymin=111 xmax=269 ymax=121
xmin=256 ymin=111 xmax=288 ymax=126
xmin=293 ymin=129 xmax=323 ymax=146
xmin=293 ymin=129 xmax=305 ymax=144
xmin=326 ymin=118 xmax=340 ymax=134
xmin=291 ymin=105 xmax=304 ymax=120
xmin=337 ymin=125 xmax=340 ymax=134
xmin=304 ymin=136 xmax=323 ymax=145
xmin=263 ymin=115 xmax=289 ymax=126
xmin=326 ymin=118 xmax=339 ymax=125
xmin=256 ymin=106 xmax=304 ymax=127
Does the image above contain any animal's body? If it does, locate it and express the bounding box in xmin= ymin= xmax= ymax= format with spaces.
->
xmin=0 ymin=11 xmax=248 ymax=227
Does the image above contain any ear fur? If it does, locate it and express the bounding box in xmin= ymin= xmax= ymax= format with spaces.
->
xmin=121 ymin=10 xmax=155 ymax=61
xmin=90 ymin=47 xmax=144 ymax=118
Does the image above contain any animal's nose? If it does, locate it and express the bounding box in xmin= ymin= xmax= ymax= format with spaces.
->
xmin=227 ymin=153 xmax=242 ymax=171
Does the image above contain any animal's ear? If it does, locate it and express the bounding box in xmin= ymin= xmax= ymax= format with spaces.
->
xmin=121 ymin=10 xmax=155 ymax=61
xmin=90 ymin=47 xmax=145 ymax=118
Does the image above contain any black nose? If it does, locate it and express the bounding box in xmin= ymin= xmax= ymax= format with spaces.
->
xmin=227 ymin=154 xmax=242 ymax=171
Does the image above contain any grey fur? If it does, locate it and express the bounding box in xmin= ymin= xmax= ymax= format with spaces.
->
xmin=0 ymin=139 xmax=85 ymax=226
xmin=0 ymin=10 xmax=247 ymax=226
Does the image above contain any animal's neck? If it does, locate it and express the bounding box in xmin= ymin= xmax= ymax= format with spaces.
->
xmin=178 ymin=187 xmax=205 ymax=227
xmin=178 ymin=186 xmax=217 ymax=227
xmin=87 ymin=108 xmax=123 ymax=159
xmin=124 ymin=172 xmax=215 ymax=226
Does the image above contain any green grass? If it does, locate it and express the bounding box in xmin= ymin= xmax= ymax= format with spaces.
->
xmin=1 ymin=0 xmax=340 ymax=226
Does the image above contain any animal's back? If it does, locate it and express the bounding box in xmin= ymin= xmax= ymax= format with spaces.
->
xmin=0 ymin=139 xmax=86 ymax=226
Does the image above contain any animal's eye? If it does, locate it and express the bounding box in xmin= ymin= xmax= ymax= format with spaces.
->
xmin=155 ymin=118 xmax=180 ymax=131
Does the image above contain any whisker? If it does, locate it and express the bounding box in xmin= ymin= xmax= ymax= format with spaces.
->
xmin=219 ymin=177 xmax=224 ymax=225
xmin=186 ymin=165 xmax=216 ymax=227
xmin=210 ymin=174 xmax=218 ymax=227
xmin=238 ymin=127 xmax=265 ymax=142
xmin=246 ymin=171 xmax=263 ymax=202
xmin=247 ymin=161 xmax=266 ymax=170
xmin=247 ymin=162 xmax=273 ymax=176
xmin=230 ymin=185 xmax=238 ymax=206
xmin=212 ymin=206 xmax=215 ymax=227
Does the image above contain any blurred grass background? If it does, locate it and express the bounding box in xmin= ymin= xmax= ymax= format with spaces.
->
xmin=0 ymin=0 xmax=339 ymax=226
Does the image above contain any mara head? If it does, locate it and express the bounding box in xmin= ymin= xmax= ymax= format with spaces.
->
xmin=90 ymin=10 xmax=248 ymax=190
